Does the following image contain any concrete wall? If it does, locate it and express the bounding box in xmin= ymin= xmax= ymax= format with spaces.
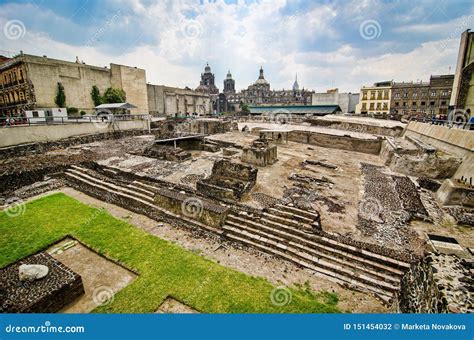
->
xmin=261 ymin=130 xmax=382 ymax=155
xmin=147 ymin=84 xmax=211 ymax=116
xmin=403 ymin=121 xmax=473 ymax=179
xmin=11 ymin=55 xmax=148 ymax=114
xmin=27 ymin=56 xmax=110 ymax=113
xmin=0 ymin=120 xmax=149 ymax=147
xmin=110 ymin=64 xmax=148 ymax=114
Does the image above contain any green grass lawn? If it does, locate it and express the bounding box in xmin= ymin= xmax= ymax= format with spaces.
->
xmin=0 ymin=193 xmax=340 ymax=313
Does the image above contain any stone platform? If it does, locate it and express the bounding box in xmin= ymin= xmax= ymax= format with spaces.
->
xmin=0 ymin=252 xmax=84 ymax=313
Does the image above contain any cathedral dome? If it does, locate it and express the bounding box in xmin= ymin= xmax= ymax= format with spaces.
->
xmin=204 ymin=63 xmax=211 ymax=73
xmin=254 ymin=66 xmax=269 ymax=85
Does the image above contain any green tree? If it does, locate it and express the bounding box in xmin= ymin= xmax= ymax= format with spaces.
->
xmin=102 ymin=87 xmax=126 ymax=104
xmin=91 ymin=85 xmax=102 ymax=106
xmin=55 ymin=82 xmax=66 ymax=107
xmin=240 ymin=101 xmax=250 ymax=113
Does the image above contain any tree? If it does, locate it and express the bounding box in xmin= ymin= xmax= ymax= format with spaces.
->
xmin=91 ymin=85 xmax=102 ymax=106
xmin=55 ymin=82 xmax=66 ymax=107
xmin=240 ymin=101 xmax=250 ymax=113
xmin=102 ymin=87 xmax=126 ymax=104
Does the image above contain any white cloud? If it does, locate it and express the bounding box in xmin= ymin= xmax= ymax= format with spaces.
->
xmin=0 ymin=0 xmax=463 ymax=93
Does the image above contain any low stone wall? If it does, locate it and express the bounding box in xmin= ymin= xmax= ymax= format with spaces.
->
xmin=155 ymin=188 xmax=228 ymax=228
xmin=0 ymin=119 xmax=149 ymax=148
xmin=0 ymin=165 xmax=67 ymax=196
xmin=308 ymin=118 xmax=404 ymax=137
xmin=0 ymin=129 xmax=147 ymax=158
xmin=284 ymin=130 xmax=383 ymax=155
xmin=241 ymin=145 xmax=277 ymax=167
xmin=436 ymin=179 xmax=474 ymax=208
xmin=399 ymin=253 xmax=473 ymax=313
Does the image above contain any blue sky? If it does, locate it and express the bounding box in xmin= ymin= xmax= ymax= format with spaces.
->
xmin=1 ymin=0 xmax=473 ymax=92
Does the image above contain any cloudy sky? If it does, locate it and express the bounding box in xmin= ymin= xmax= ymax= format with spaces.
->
xmin=1 ymin=0 xmax=473 ymax=92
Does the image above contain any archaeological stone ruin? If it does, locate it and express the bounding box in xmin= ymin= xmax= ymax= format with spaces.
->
xmin=1 ymin=115 xmax=473 ymax=313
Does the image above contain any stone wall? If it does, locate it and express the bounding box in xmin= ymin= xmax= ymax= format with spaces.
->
xmin=399 ymin=253 xmax=473 ymax=313
xmin=154 ymin=188 xmax=228 ymax=228
xmin=0 ymin=129 xmax=147 ymax=157
xmin=23 ymin=54 xmax=148 ymax=114
xmin=147 ymin=84 xmax=211 ymax=116
xmin=308 ymin=118 xmax=404 ymax=137
xmin=0 ymin=252 xmax=84 ymax=313
xmin=0 ymin=120 xmax=149 ymax=148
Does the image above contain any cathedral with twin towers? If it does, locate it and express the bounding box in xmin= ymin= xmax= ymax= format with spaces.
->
xmin=195 ymin=63 xmax=313 ymax=112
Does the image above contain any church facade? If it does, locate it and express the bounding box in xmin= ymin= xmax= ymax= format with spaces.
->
xmin=226 ymin=67 xmax=313 ymax=107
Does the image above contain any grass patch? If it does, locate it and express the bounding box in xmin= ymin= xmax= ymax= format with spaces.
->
xmin=0 ymin=193 xmax=340 ymax=313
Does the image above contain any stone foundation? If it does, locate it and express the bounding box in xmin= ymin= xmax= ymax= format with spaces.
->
xmin=241 ymin=137 xmax=277 ymax=166
xmin=399 ymin=253 xmax=473 ymax=313
xmin=196 ymin=159 xmax=257 ymax=201
xmin=0 ymin=252 xmax=84 ymax=313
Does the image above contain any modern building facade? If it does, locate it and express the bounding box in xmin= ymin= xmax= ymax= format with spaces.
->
xmin=312 ymin=88 xmax=359 ymax=113
xmin=0 ymin=53 xmax=148 ymax=117
xmin=450 ymin=29 xmax=474 ymax=115
xmin=390 ymin=75 xmax=453 ymax=118
xmin=147 ymin=84 xmax=211 ymax=116
xmin=355 ymin=81 xmax=392 ymax=116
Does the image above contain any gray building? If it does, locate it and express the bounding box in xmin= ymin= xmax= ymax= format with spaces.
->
xmin=311 ymin=89 xmax=359 ymax=113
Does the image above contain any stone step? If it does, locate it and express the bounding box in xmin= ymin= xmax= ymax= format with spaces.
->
xmin=227 ymin=214 xmax=405 ymax=276
xmin=126 ymin=183 xmax=156 ymax=198
xmin=262 ymin=211 xmax=305 ymax=229
xmin=224 ymin=231 xmax=393 ymax=304
xmin=64 ymin=171 xmax=222 ymax=235
xmin=275 ymin=204 xmax=320 ymax=221
xmin=224 ymin=221 xmax=400 ymax=287
xmin=66 ymin=169 xmax=154 ymax=203
xmin=267 ymin=207 xmax=315 ymax=224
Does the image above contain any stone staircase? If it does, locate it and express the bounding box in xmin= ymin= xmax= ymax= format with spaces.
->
xmin=223 ymin=208 xmax=410 ymax=304
xmin=63 ymin=164 xmax=410 ymax=304
xmin=64 ymin=165 xmax=222 ymax=235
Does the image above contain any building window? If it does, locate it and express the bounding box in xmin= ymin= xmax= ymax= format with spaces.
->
xmin=370 ymin=91 xmax=375 ymax=100
xmin=412 ymin=101 xmax=417 ymax=106
xmin=383 ymin=102 xmax=388 ymax=109
xmin=383 ymin=91 xmax=389 ymax=99
xmin=403 ymin=102 xmax=407 ymax=107
xmin=369 ymin=103 xmax=374 ymax=110
xmin=377 ymin=91 xmax=382 ymax=100
xmin=362 ymin=91 xmax=367 ymax=100
xmin=421 ymin=101 xmax=426 ymax=106
xmin=442 ymin=90 xmax=448 ymax=96
xmin=395 ymin=101 xmax=399 ymax=106
xmin=403 ymin=92 xmax=408 ymax=98
xmin=394 ymin=92 xmax=400 ymax=99
xmin=431 ymin=90 xmax=436 ymax=97
xmin=441 ymin=100 xmax=446 ymax=105
xmin=430 ymin=101 xmax=435 ymax=106
xmin=413 ymin=92 xmax=417 ymax=98
xmin=376 ymin=102 xmax=381 ymax=109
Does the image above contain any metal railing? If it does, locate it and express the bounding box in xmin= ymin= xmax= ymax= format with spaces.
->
xmin=409 ymin=117 xmax=473 ymax=130
xmin=0 ymin=114 xmax=150 ymax=127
